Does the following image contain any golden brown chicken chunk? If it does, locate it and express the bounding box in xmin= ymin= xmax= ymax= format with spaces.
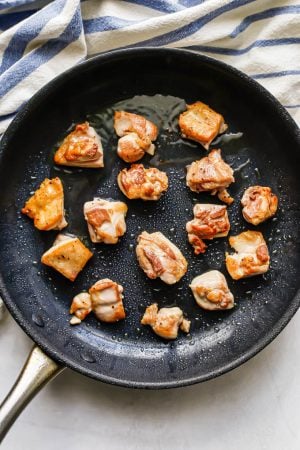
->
xmin=54 ymin=122 xmax=104 ymax=168
xmin=21 ymin=178 xmax=67 ymax=231
xmin=190 ymin=270 xmax=234 ymax=311
xmin=186 ymin=149 xmax=234 ymax=204
xmin=179 ymin=101 xmax=227 ymax=150
xmin=136 ymin=231 xmax=187 ymax=284
xmin=186 ymin=204 xmax=230 ymax=254
xmin=241 ymin=186 xmax=278 ymax=225
xmin=84 ymin=198 xmax=128 ymax=244
xmin=141 ymin=303 xmax=190 ymax=340
xmin=41 ymin=234 xmax=93 ymax=281
xmin=118 ymin=164 xmax=168 ymax=201
xmin=70 ymin=292 xmax=92 ymax=324
xmin=226 ymin=231 xmax=270 ymax=280
xmin=89 ymin=278 xmax=125 ymax=323
xmin=114 ymin=111 xmax=158 ymax=163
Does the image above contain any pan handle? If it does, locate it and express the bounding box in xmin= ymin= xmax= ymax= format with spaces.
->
xmin=0 ymin=345 xmax=65 ymax=442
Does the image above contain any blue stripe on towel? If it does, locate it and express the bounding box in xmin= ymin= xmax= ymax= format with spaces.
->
xmin=0 ymin=4 xmax=82 ymax=98
xmin=123 ymin=0 xmax=184 ymax=13
xmin=0 ymin=9 xmax=36 ymax=30
xmin=0 ymin=0 xmax=66 ymax=74
xmin=187 ymin=38 xmax=300 ymax=56
xmin=253 ymin=70 xmax=300 ymax=79
xmin=230 ymin=5 xmax=300 ymax=38
xmin=284 ymin=104 xmax=300 ymax=109
xmin=83 ymin=16 xmax=137 ymax=34
xmin=0 ymin=0 xmax=42 ymax=11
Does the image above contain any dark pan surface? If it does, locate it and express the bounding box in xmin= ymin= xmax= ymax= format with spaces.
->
xmin=0 ymin=48 xmax=299 ymax=388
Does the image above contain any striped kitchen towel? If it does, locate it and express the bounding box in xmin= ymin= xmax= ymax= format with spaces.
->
xmin=0 ymin=0 xmax=299 ymax=133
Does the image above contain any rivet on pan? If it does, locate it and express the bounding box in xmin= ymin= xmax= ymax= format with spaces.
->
xmin=32 ymin=313 xmax=44 ymax=327
xmin=80 ymin=352 xmax=96 ymax=363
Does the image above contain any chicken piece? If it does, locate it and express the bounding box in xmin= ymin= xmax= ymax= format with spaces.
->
xmin=226 ymin=231 xmax=270 ymax=280
xmin=89 ymin=278 xmax=125 ymax=323
xmin=70 ymin=292 xmax=92 ymax=322
xmin=190 ymin=270 xmax=234 ymax=311
xmin=84 ymin=198 xmax=128 ymax=244
xmin=118 ymin=164 xmax=168 ymax=201
xmin=41 ymin=234 xmax=93 ymax=281
xmin=179 ymin=101 xmax=228 ymax=150
xmin=114 ymin=111 xmax=158 ymax=163
xmin=136 ymin=231 xmax=187 ymax=284
xmin=186 ymin=149 xmax=234 ymax=205
xmin=186 ymin=204 xmax=230 ymax=254
xmin=21 ymin=177 xmax=67 ymax=231
xmin=141 ymin=303 xmax=190 ymax=340
xmin=54 ymin=122 xmax=104 ymax=168
xmin=241 ymin=186 xmax=278 ymax=225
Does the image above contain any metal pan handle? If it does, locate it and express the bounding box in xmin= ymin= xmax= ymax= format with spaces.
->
xmin=0 ymin=346 xmax=65 ymax=442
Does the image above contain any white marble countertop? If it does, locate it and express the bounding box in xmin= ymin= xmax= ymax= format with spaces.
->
xmin=1 ymin=308 xmax=299 ymax=450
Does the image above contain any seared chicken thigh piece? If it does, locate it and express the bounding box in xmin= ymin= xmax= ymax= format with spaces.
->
xmin=226 ymin=231 xmax=270 ymax=280
xmin=179 ymin=101 xmax=227 ymax=150
xmin=141 ymin=304 xmax=190 ymax=340
xmin=70 ymin=292 xmax=92 ymax=323
xmin=21 ymin=177 xmax=67 ymax=231
xmin=190 ymin=270 xmax=234 ymax=311
xmin=118 ymin=164 xmax=168 ymax=201
xmin=84 ymin=198 xmax=128 ymax=244
xmin=89 ymin=278 xmax=125 ymax=322
xmin=241 ymin=186 xmax=278 ymax=225
xmin=136 ymin=231 xmax=187 ymax=284
xmin=114 ymin=111 xmax=158 ymax=163
xmin=186 ymin=149 xmax=234 ymax=204
xmin=41 ymin=234 xmax=93 ymax=281
xmin=186 ymin=204 xmax=230 ymax=254
xmin=54 ymin=122 xmax=104 ymax=168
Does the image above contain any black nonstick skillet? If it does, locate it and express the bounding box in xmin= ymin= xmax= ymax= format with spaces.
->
xmin=0 ymin=48 xmax=299 ymax=440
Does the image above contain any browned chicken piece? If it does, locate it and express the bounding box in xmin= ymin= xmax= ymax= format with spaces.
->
xmin=114 ymin=111 xmax=158 ymax=163
xmin=186 ymin=204 xmax=230 ymax=254
xmin=89 ymin=278 xmax=125 ymax=323
xmin=41 ymin=234 xmax=93 ymax=281
xmin=190 ymin=270 xmax=234 ymax=311
xmin=136 ymin=231 xmax=187 ymax=284
xmin=21 ymin=178 xmax=67 ymax=231
xmin=69 ymin=292 xmax=92 ymax=324
xmin=118 ymin=164 xmax=168 ymax=201
xmin=84 ymin=198 xmax=128 ymax=244
xmin=54 ymin=122 xmax=104 ymax=168
xmin=179 ymin=101 xmax=228 ymax=150
xmin=141 ymin=303 xmax=190 ymax=340
xmin=241 ymin=186 xmax=278 ymax=225
xmin=186 ymin=149 xmax=234 ymax=205
xmin=226 ymin=231 xmax=270 ymax=280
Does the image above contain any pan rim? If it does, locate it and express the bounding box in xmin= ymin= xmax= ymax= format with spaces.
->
xmin=0 ymin=47 xmax=299 ymax=389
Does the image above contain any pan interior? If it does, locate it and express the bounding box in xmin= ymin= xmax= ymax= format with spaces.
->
xmin=0 ymin=49 xmax=299 ymax=387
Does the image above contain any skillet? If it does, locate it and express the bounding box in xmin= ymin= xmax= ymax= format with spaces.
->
xmin=0 ymin=47 xmax=299 ymax=435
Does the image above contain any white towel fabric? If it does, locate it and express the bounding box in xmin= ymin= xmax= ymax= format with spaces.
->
xmin=0 ymin=0 xmax=299 ymax=135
